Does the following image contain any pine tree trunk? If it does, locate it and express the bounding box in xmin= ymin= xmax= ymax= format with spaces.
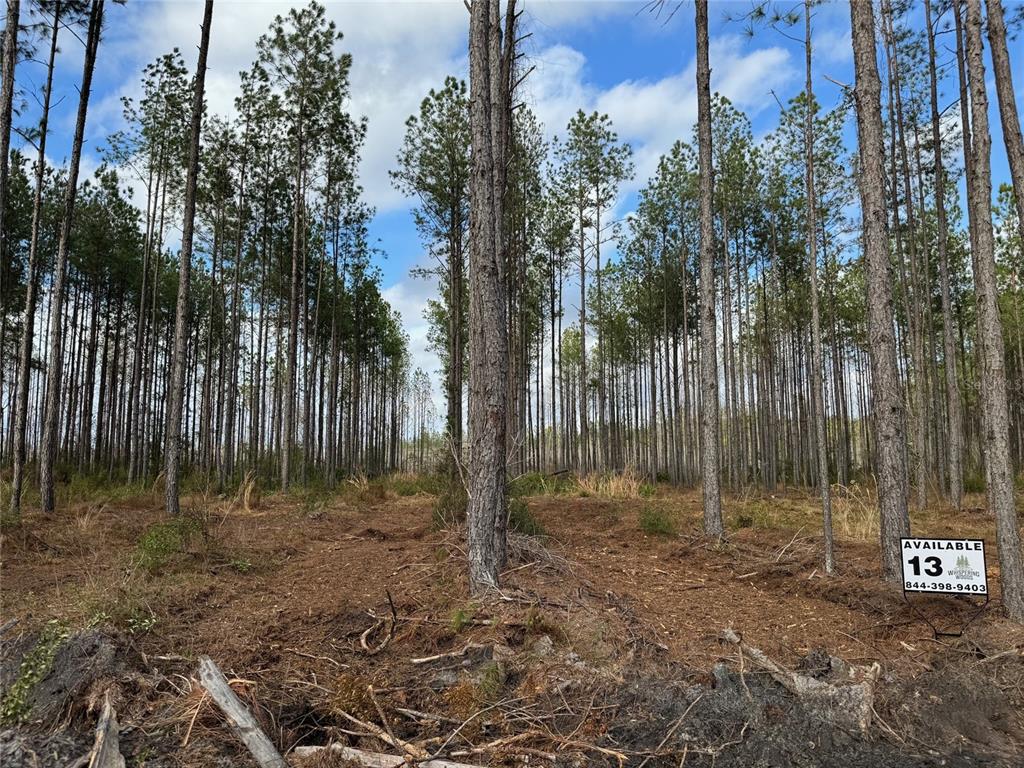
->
xmin=803 ymin=0 xmax=834 ymax=574
xmin=282 ymin=134 xmax=303 ymax=491
xmin=9 ymin=1 xmax=60 ymax=518
xmin=164 ymin=0 xmax=213 ymax=516
xmin=466 ymin=0 xmax=513 ymax=594
xmin=39 ymin=0 xmax=104 ymax=514
xmin=696 ymin=0 xmax=723 ymax=538
xmin=986 ymin=0 xmax=1024 ymax=244
xmin=964 ymin=0 xmax=1024 ymax=622
xmin=223 ymin=129 xmax=248 ymax=487
xmin=849 ymin=0 xmax=910 ymax=583
xmin=0 ymin=0 xmax=19 ymax=280
xmin=925 ymin=0 xmax=964 ymax=510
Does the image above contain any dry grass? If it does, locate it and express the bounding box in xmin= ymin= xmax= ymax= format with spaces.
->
xmin=832 ymin=482 xmax=880 ymax=541
xmin=346 ymin=472 xmax=370 ymax=494
xmin=233 ymin=470 xmax=260 ymax=513
xmin=574 ymin=470 xmax=651 ymax=499
xmin=728 ymin=486 xmax=881 ymax=543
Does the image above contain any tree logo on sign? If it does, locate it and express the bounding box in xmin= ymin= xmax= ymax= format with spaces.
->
xmin=950 ymin=556 xmax=979 ymax=581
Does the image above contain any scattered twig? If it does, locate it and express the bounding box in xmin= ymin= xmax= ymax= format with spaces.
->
xmin=181 ymin=691 xmax=207 ymax=748
xmin=284 ymin=647 xmax=345 ymax=668
xmin=636 ymin=693 xmax=705 ymax=768
xmin=737 ymin=644 xmax=752 ymax=701
xmin=337 ymin=708 xmax=429 ymax=760
xmin=367 ymin=685 xmax=400 ymax=756
xmin=395 ymin=707 xmax=462 ymax=726
xmin=361 ymin=591 xmax=398 ymax=656
xmin=430 ymin=699 xmax=522 ymax=760
xmin=410 ymin=642 xmax=489 ymax=665
xmin=773 ymin=527 xmax=806 ymax=562
xmin=974 ymin=647 xmax=1023 ymax=665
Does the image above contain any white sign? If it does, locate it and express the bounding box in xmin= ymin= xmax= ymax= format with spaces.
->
xmin=900 ymin=538 xmax=988 ymax=595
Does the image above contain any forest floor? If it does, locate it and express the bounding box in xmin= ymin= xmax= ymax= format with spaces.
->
xmin=1 ymin=476 xmax=1023 ymax=766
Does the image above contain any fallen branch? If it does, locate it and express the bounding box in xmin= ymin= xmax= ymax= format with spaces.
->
xmin=0 ymin=617 xmax=19 ymax=637
xmin=336 ymin=708 xmax=429 ymax=760
xmin=636 ymin=693 xmax=704 ymax=768
xmin=720 ymin=629 xmax=879 ymax=732
xmin=360 ymin=591 xmax=398 ymax=656
xmin=87 ymin=692 xmax=125 ymax=768
xmin=284 ymin=647 xmax=345 ymax=668
xmin=290 ymin=743 xmax=482 ymax=767
xmin=197 ymin=655 xmax=287 ymax=768
xmin=410 ymin=642 xmax=489 ymax=665
xmin=395 ymin=707 xmax=462 ymax=726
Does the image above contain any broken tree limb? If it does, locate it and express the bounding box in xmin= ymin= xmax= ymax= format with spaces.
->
xmin=395 ymin=707 xmax=462 ymax=725
xmin=336 ymin=708 xmax=429 ymax=760
xmin=289 ymin=744 xmax=483 ymax=767
xmin=197 ymin=655 xmax=287 ymax=768
xmin=87 ymin=691 xmax=125 ymax=768
xmin=719 ymin=629 xmax=880 ymax=732
xmin=360 ymin=591 xmax=398 ymax=656
xmin=410 ymin=642 xmax=489 ymax=665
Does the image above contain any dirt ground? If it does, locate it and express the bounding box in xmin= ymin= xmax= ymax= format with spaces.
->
xmin=1 ymin=480 xmax=1022 ymax=766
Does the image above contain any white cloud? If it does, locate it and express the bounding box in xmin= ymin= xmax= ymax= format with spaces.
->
xmin=91 ymin=1 xmax=638 ymax=215
xmin=524 ymin=34 xmax=795 ymax=208
xmin=813 ymin=25 xmax=852 ymax=67
xmin=383 ymin=268 xmax=440 ymax=380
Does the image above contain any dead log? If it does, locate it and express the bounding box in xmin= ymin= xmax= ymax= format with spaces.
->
xmin=197 ymin=655 xmax=287 ymax=768
xmin=87 ymin=692 xmax=125 ymax=768
xmin=290 ymin=744 xmax=483 ymax=767
xmin=720 ymin=629 xmax=879 ymax=732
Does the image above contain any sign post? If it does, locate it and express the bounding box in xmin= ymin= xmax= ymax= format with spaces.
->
xmin=900 ymin=537 xmax=989 ymax=637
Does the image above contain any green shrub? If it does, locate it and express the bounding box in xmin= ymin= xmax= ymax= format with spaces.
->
xmin=476 ymin=661 xmax=505 ymax=701
xmin=134 ymin=516 xmax=203 ymax=572
xmin=1 ymin=620 xmax=69 ymax=725
xmin=639 ymin=505 xmax=676 ymax=536
xmin=508 ymin=472 xmax=575 ymax=497
xmin=125 ymin=609 xmax=157 ymax=635
xmin=508 ymin=497 xmax=545 ymax=536
xmin=389 ymin=473 xmax=445 ymax=497
xmin=450 ymin=606 xmax=475 ymax=632
xmin=732 ymin=512 xmax=755 ymax=529
xmin=964 ymin=473 xmax=986 ymax=494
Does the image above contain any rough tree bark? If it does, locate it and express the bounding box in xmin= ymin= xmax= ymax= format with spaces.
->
xmin=39 ymin=0 xmax=104 ymax=514
xmin=466 ymin=0 xmax=513 ymax=594
xmin=964 ymin=0 xmax=1024 ymax=622
xmin=0 ymin=0 xmax=18 ymax=265
xmin=696 ymin=0 xmax=723 ymax=538
xmin=9 ymin=0 xmax=61 ymax=519
xmin=165 ymin=0 xmax=214 ymax=516
xmin=491 ymin=0 xmax=515 ymax=571
xmin=925 ymin=0 xmax=964 ymax=510
xmin=803 ymin=0 xmax=834 ymax=574
xmin=985 ymin=0 xmax=1024 ymax=244
xmin=848 ymin=0 xmax=910 ymax=583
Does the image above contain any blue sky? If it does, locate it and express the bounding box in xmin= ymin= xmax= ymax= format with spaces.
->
xmin=10 ymin=0 xmax=1024 ymax=386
